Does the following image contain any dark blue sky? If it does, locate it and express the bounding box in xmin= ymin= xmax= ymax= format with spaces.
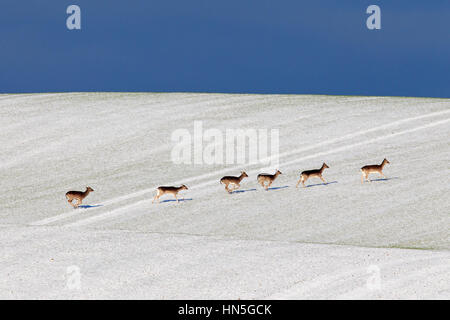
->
xmin=1 ymin=1 xmax=449 ymax=97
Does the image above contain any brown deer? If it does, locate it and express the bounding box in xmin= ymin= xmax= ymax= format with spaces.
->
xmin=257 ymin=170 xmax=282 ymax=190
xmin=220 ymin=171 xmax=248 ymax=193
xmin=296 ymin=163 xmax=329 ymax=188
xmin=361 ymin=158 xmax=390 ymax=183
xmin=65 ymin=187 xmax=94 ymax=208
xmin=152 ymin=185 xmax=188 ymax=203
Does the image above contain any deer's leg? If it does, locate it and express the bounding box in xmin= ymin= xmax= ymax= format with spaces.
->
xmin=302 ymin=176 xmax=307 ymax=188
xmin=174 ymin=194 xmax=179 ymax=203
xmin=380 ymin=171 xmax=386 ymax=179
xmin=68 ymin=198 xmax=77 ymax=208
xmin=319 ymin=174 xmax=327 ymax=184
xmin=296 ymin=178 xmax=301 ymax=188
xmin=153 ymin=190 xmax=162 ymax=203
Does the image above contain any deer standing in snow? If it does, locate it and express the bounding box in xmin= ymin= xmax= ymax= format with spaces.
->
xmin=296 ymin=163 xmax=329 ymax=188
xmin=65 ymin=187 xmax=94 ymax=208
xmin=220 ymin=171 xmax=249 ymax=193
xmin=153 ymin=185 xmax=188 ymax=203
xmin=257 ymin=170 xmax=282 ymax=190
xmin=361 ymin=158 xmax=390 ymax=183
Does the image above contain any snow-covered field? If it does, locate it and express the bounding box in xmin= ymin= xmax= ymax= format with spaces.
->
xmin=0 ymin=92 xmax=449 ymax=299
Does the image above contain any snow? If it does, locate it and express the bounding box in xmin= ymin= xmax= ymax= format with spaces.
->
xmin=0 ymin=92 xmax=449 ymax=299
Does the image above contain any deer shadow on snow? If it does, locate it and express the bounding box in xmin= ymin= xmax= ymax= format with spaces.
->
xmin=77 ymin=204 xmax=104 ymax=209
xmin=266 ymin=185 xmax=289 ymax=191
xmin=159 ymin=198 xmax=193 ymax=203
xmin=305 ymin=181 xmax=338 ymax=188
xmin=231 ymin=188 xmax=257 ymax=194
xmin=368 ymin=176 xmax=400 ymax=182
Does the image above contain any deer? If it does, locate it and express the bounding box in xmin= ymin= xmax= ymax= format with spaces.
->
xmin=65 ymin=187 xmax=94 ymax=208
xmin=361 ymin=158 xmax=390 ymax=183
xmin=296 ymin=163 xmax=329 ymax=188
xmin=220 ymin=171 xmax=249 ymax=193
xmin=257 ymin=170 xmax=282 ymax=190
xmin=152 ymin=185 xmax=188 ymax=203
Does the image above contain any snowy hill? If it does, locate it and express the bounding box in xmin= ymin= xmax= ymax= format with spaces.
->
xmin=0 ymin=92 xmax=449 ymax=299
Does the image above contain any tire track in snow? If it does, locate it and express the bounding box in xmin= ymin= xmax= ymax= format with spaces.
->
xmin=54 ymin=114 xmax=450 ymax=227
xmin=336 ymin=262 xmax=450 ymax=299
xmin=265 ymin=255 xmax=449 ymax=299
xmin=30 ymin=110 xmax=450 ymax=226
xmin=1 ymin=94 xmax=260 ymax=170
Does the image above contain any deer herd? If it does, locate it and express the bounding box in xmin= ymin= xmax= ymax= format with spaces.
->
xmin=65 ymin=158 xmax=390 ymax=207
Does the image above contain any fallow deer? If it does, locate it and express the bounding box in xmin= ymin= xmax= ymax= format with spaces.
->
xmin=220 ymin=171 xmax=248 ymax=193
xmin=296 ymin=163 xmax=329 ymax=188
xmin=65 ymin=187 xmax=94 ymax=208
xmin=257 ymin=170 xmax=282 ymax=190
xmin=152 ymin=185 xmax=188 ymax=203
xmin=361 ymin=158 xmax=390 ymax=183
